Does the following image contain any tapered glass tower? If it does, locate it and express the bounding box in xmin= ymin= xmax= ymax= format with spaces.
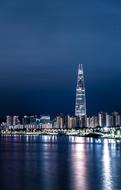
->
xmin=75 ymin=64 xmax=86 ymax=118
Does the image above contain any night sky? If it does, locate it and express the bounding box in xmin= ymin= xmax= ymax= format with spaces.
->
xmin=0 ymin=0 xmax=121 ymax=116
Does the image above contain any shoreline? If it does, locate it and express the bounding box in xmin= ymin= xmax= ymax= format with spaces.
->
xmin=1 ymin=132 xmax=121 ymax=141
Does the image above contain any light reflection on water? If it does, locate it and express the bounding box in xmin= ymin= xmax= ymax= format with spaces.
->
xmin=71 ymin=140 xmax=88 ymax=190
xmin=0 ymin=135 xmax=121 ymax=190
xmin=103 ymin=140 xmax=113 ymax=190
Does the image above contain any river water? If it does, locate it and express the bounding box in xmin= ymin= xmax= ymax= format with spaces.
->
xmin=0 ymin=135 xmax=121 ymax=190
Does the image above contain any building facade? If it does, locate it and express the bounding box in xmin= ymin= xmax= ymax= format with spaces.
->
xmin=75 ymin=64 xmax=86 ymax=127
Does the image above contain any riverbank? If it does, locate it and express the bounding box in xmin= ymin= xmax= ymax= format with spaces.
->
xmin=1 ymin=131 xmax=121 ymax=140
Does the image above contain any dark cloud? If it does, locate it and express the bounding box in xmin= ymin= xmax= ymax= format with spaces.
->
xmin=0 ymin=0 xmax=121 ymax=116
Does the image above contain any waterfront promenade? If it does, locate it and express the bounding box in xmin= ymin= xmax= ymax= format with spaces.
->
xmin=1 ymin=127 xmax=121 ymax=140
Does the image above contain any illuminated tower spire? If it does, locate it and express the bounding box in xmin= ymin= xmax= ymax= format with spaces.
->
xmin=75 ymin=64 xmax=86 ymax=118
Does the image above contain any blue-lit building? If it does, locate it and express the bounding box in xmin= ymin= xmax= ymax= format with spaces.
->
xmin=75 ymin=64 xmax=86 ymax=127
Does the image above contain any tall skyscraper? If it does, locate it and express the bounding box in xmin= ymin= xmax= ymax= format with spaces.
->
xmin=75 ymin=64 xmax=86 ymax=124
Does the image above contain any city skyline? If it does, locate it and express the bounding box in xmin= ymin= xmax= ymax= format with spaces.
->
xmin=1 ymin=111 xmax=121 ymax=129
xmin=0 ymin=62 xmax=120 ymax=117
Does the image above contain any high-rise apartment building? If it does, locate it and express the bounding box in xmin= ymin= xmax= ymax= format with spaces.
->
xmin=13 ymin=116 xmax=20 ymax=126
xmin=6 ymin=116 xmax=13 ymax=126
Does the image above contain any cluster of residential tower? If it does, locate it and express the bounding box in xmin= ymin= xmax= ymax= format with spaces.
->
xmin=0 ymin=112 xmax=120 ymax=130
